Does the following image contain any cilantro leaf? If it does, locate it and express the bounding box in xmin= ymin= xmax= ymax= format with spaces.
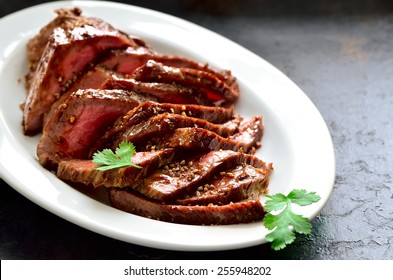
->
xmin=92 ymin=141 xmax=142 ymax=171
xmin=264 ymin=214 xmax=296 ymax=250
xmin=263 ymin=189 xmax=321 ymax=250
xmin=264 ymin=193 xmax=289 ymax=212
xmin=287 ymin=189 xmax=321 ymax=206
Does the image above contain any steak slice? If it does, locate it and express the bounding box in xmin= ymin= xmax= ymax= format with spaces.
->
xmin=175 ymin=164 xmax=271 ymax=206
xmin=26 ymin=8 xmax=83 ymax=88
xmin=114 ymin=101 xmax=235 ymax=124
xmin=44 ymin=67 xmax=214 ymax=129
xmin=89 ymin=101 xmax=235 ymax=157
xmin=52 ymin=66 xmax=228 ymax=107
xmin=110 ymin=113 xmax=242 ymax=149
xmin=99 ymin=46 xmax=238 ymax=91
xmin=57 ymin=149 xmax=177 ymax=188
xmin=43 ymin=66 xmax=113 ymax=128
xmin=105 ymin=75 xmax=212 ymax=105
xmin=37 ymin=89 xmax=152 ymax=170
xmin=23 ymin=9 xmax=145 ymax=135
xmin=131 ymin=60 xmax=239 ymax=107
xmin=132 ymin=150 xmax=271 ymax=202
xmin=152 ymin=116 xmax=263 ymax=153
xmin=108 ymin=188 xmax=266 ymax=225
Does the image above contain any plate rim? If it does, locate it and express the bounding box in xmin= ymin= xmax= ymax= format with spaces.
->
xmin=0 ymin=0 xmax=335 ymax=251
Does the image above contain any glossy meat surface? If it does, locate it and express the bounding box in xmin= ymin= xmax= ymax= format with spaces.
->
xmin=23 ymin=8 xmax=145 ymax=135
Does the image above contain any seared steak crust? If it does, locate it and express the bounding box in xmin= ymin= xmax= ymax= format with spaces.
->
xmin=109 ymin=188 xmax=266 ymax=225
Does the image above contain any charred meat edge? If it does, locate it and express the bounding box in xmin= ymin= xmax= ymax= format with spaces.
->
xmin=109 ymin=187 xmax=266 ymax=225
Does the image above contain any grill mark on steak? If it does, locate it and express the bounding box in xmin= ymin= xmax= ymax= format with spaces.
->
xmin=57 ymin=149 xmax=177 ymax=188
xmin=108 ymin=188 xmax=266 ymax=225
xmin=132 ymin=150 xmax=271 ymax=202
xmin=23 ymin=9 xmax=146 ymax=135
xmin=175 ymin=164 xmax=271 ymax=206
xmin=131 ymin=60 xmax=239 ymax=107
xmin=37 ymin=89 xmax=152 ymax=170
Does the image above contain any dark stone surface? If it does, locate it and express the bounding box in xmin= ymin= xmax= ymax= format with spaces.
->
xmin=1 ymin=0 xmax=392 ymax=260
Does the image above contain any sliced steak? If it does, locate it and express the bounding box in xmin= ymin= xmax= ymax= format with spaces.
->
xmin=26 ymin=8 xmax=148 ymax=77
xmin=152 ymin=116 xmax=263 ymax=153
xmin=115 ymin=101 xmax=235 ymax=126
xmin=53 ymin=66 xmax=228 ymax=107
xmin=37 ymin=89 xmax=152 ymax=170
xmin=57 ymin=149 xmax=177 ymax=188
xmin=24 ymin=8 xmax=272 ymax=227
xmin=23 ymin=9 xmax=145 ymax=135
xmin=229 ymin=116 xmax=264 ymax=152
xmin=108 ymin=188 xmax=266 ymax=225
xmin=99 ymin=46 xmax=238 ymax=91
xmin=110 ymin=113 xmax=242 ymax=149
xmin=175 ymin=164 xmax=271 ymax=206
xmin=132 ymin=150 xmax=271 ymax=202
xmin=43 ymin=66 xmax=113 ymax=128
xmin=26 ymin=8 xmax=83 ymax=88
xmin=66 ymin=66 xmax=113 ymax=92
xmin=131 ymin=60 xmax=239 ymax=107
xmin=89 ymin=101 xmax=235 ymax=156
xmin=44 ymin=67 xmax=218 ymax=129
xmin=105 ymin=75 xmax=211 ymax=105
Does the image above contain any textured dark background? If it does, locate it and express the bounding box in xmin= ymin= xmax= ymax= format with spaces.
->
xmin=1 ymin=0 xmax=393 ymax=260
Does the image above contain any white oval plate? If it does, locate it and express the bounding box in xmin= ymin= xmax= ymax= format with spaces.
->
xmin=0 ymin=1 xmax=335 ymax=251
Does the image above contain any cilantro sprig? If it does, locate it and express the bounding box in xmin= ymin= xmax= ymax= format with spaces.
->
xmin=263 ymin=189 xmax=321 ymax=250
xmin=92 ymin=141 xmax=141 ymax=171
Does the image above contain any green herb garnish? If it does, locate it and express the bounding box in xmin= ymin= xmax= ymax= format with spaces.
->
xmin=263 ymin=189 xmax=321 ymax=250
xmin=92 ymin=141 xmax=141 ymax=171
